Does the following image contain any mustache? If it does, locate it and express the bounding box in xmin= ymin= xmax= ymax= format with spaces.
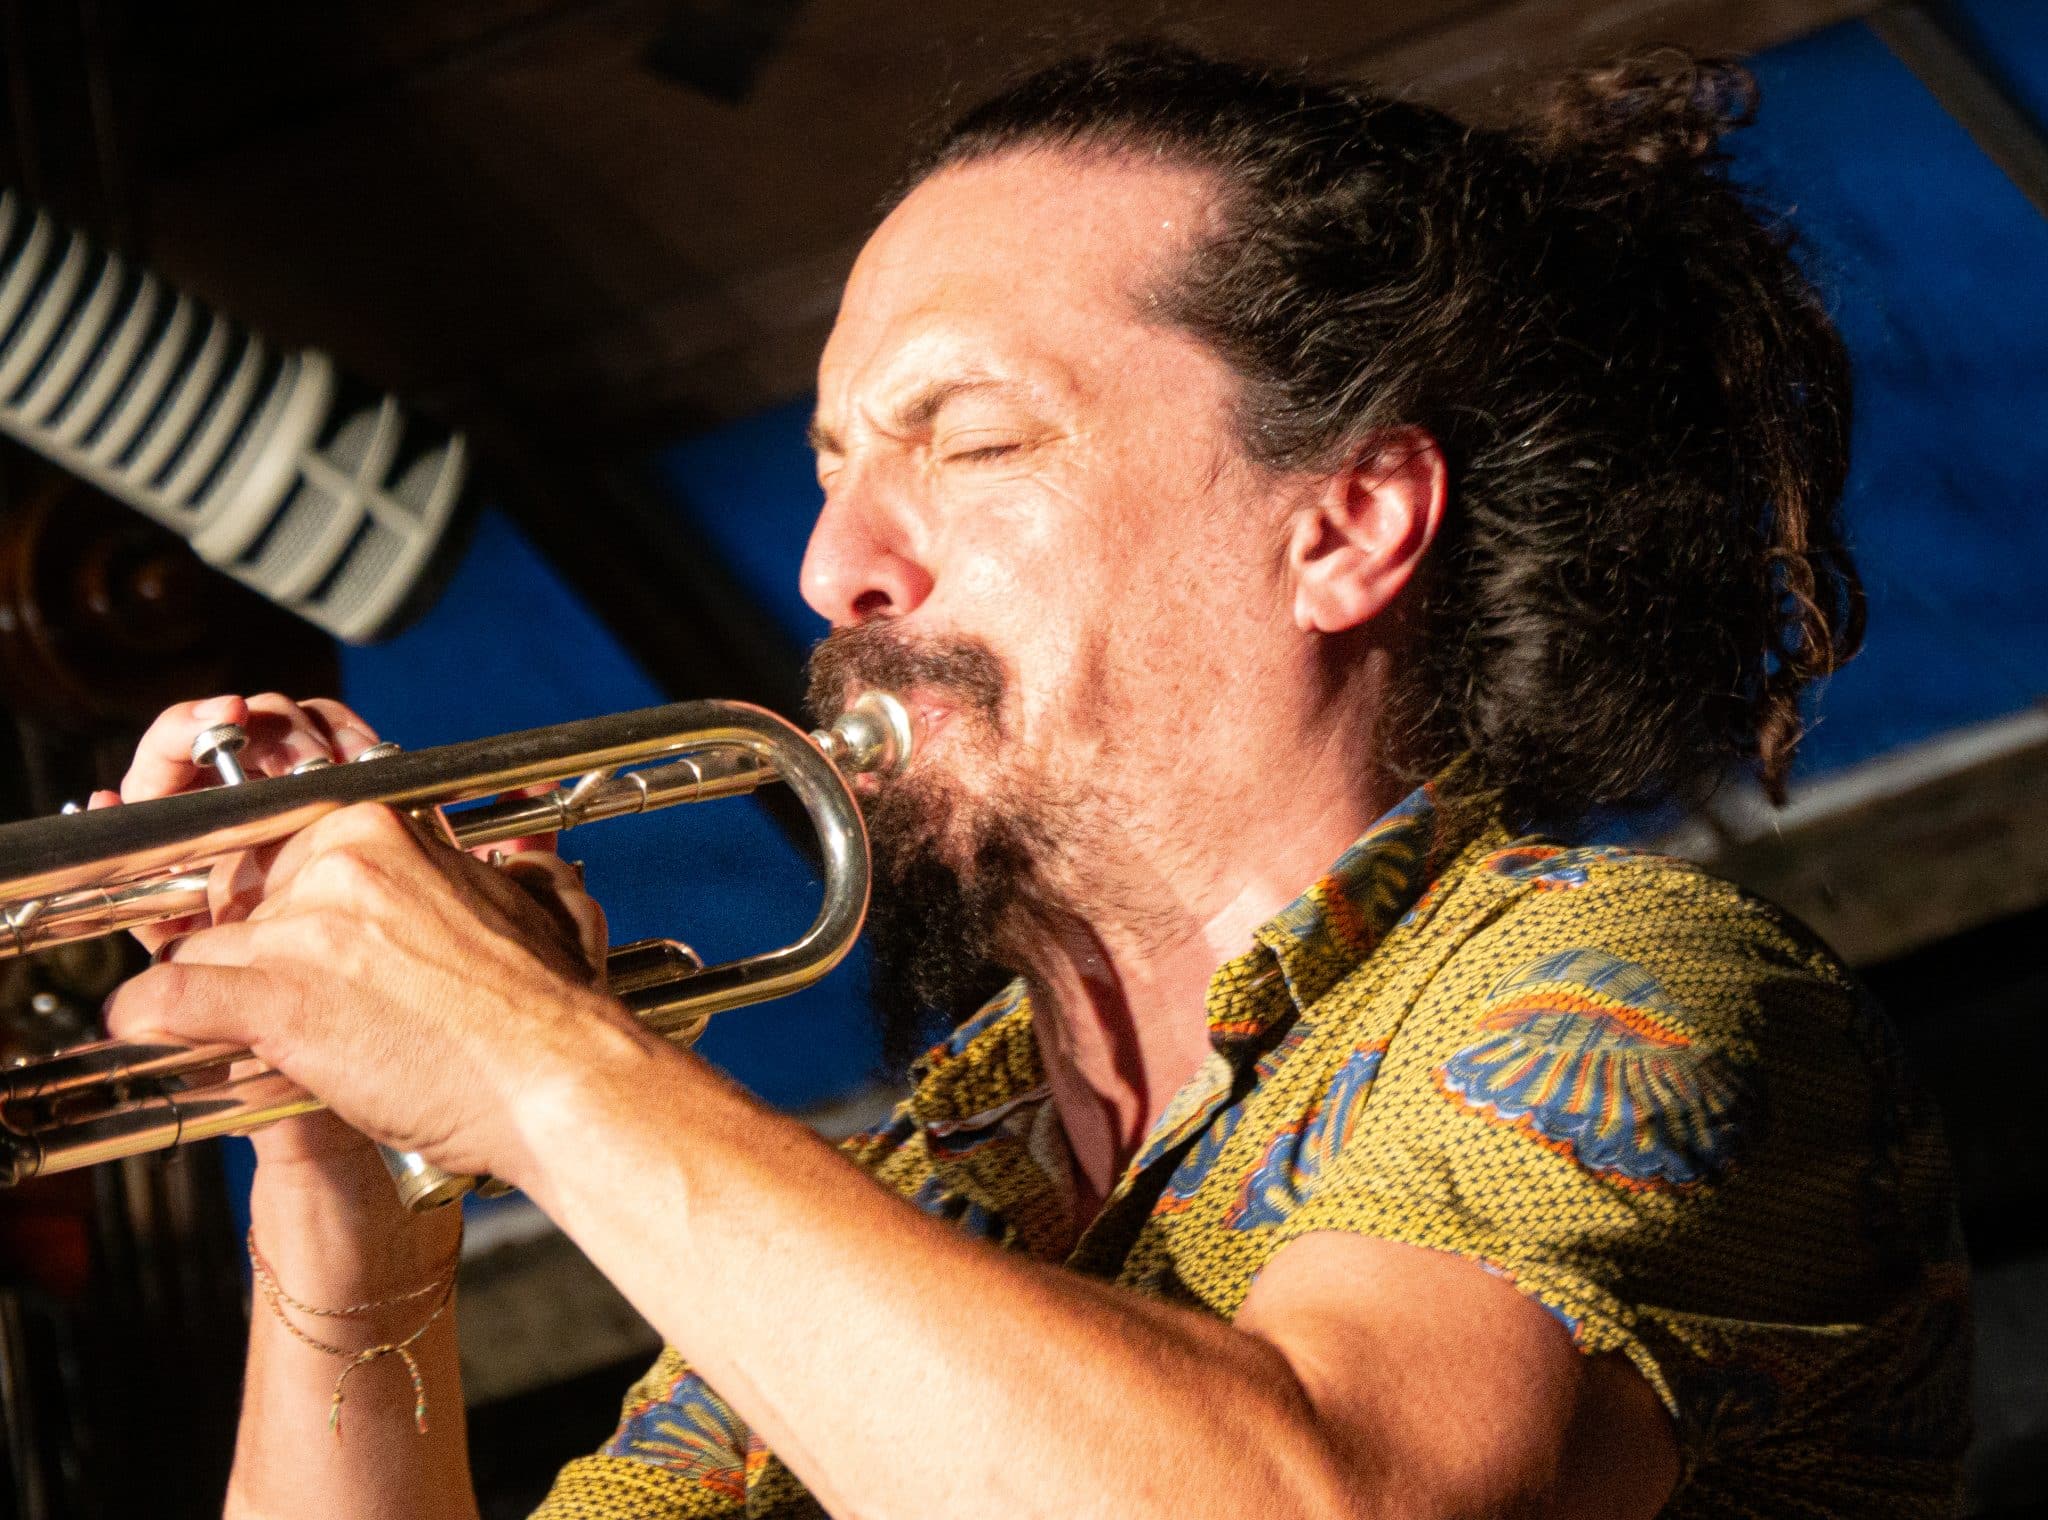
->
xmin=804 ymin=623 xmax=1008 ymax=733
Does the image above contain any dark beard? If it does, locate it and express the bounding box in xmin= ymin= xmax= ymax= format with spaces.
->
xmin=856 ymin=783 xmax=1035 ymax=1070
xmin=805 ymin=624 xmax=1036 ymax=1071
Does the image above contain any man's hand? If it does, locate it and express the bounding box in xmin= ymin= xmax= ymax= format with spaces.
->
xmin=98 ymin=693 xmax=614 ymax=1187
xmin=97 ymin=694 xmax=414 ymax=1183
xmin=95 ymin=695 xmax=580 ymax=1520
xmin=98 ymin=693 xmax=393 ymax=951
xmin=103 ymin=794 xmax=628 ymax=1187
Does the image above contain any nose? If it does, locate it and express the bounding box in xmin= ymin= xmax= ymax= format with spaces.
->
xmin=799 ymin=473 xmax=935 ymax=627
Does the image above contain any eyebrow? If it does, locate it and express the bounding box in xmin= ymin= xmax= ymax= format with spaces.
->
xmin=808 ymin=376 xmax=1028 ymax=457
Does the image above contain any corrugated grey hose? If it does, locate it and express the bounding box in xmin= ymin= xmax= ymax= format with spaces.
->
xmin=0 ymin=188 xmax=468 ymax=643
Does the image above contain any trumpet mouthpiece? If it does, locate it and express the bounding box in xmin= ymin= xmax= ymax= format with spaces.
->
xmin=814 ymin=691 xmax=916 ymax=778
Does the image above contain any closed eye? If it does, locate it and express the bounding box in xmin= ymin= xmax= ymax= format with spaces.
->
xmin=941 ymin=442 xmax=1023 ymax=465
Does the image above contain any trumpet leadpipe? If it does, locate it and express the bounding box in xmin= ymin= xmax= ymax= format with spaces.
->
xmin=0 ymin=757 xmax=772 ymax=960
xmin=444 ymin=749 xmax=772 ymax=848
xmin=0 ymin=693 xmax=912 ymax=960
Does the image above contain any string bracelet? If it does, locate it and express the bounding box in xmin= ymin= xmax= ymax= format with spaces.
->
xmin=246 ymin=1226 xmax=460 ymax=1438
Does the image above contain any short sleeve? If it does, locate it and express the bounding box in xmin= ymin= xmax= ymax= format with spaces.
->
xmin=531 ymin=1348 xmax=754 ymax=1519
xmin=1268 ymin=861 xmax=1969 ymax=1487
xmin=530 ymin=1106 xmax=935 ymax=1519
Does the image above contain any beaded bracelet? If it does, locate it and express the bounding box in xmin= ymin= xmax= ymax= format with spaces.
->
xmin=246 ymin=1227 xmax=461 ymax=1437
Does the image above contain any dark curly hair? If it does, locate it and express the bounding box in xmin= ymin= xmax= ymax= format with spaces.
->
xmin=901 ymin=43 xmax=1864 ymax=816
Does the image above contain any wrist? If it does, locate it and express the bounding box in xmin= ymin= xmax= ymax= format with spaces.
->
xmin=497 ymin=993 xmax=687 ymax=1206
xmin=249 ymin=1149 xmax=463 ymax=1306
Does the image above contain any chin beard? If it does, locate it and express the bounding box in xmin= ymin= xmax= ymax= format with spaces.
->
xmin=805 ymin=623 xmax=1048 ymax=1072
xmin=857 ymin=780 xmax=1039 ymax=1070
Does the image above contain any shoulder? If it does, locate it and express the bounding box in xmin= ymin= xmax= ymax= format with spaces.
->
xmin=1469 ymin=837 xmax=1823 ymax=931
xmin=1447 ymin=839 xmax=1858 ymax=1022
xmin=1391 ymin=840 xmax=1877 ymax=1193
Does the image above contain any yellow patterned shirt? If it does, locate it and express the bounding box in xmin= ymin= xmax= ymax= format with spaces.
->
xmin=535 ymin=782 xmax=1970 ymax=1519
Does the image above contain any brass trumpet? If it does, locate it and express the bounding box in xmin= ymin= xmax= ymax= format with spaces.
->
xmin=0 ymin=694 xmax=915 ymax=1205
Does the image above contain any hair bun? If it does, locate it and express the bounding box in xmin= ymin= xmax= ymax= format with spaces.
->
xmin=1543 ymin=52 xmax=1758 ymax=171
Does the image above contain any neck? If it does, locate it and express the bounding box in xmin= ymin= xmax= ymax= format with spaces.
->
xmin=1018 ymin=743 xmax=1401 ymax=1216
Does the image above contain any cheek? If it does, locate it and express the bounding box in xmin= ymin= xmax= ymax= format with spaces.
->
xmin=1092 ymin=552 xmax=1283 ymax=732
xmin=933 ymin=472 xmax=1070 ymax=604
xmin=949 ymin=548 xmax=1026 ymax=608
xmin=938 ymin=480 xmax=1117 ymax=670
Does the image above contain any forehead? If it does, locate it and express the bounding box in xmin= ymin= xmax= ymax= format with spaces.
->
xmin=817 ymin=149 xmax=1223 ymax=420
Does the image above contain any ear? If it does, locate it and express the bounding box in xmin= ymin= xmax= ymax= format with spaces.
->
xmin=1284 ymin=428 xmax=1447 ymax=634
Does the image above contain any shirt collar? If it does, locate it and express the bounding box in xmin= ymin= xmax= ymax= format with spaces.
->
xmin=1205 ymin=774 xmax=1503 ymax=1058
xmin=907 ymin=774 xmax=1491 ymax=1126
xmin=905 ymin=979 xmax=1044 ymax=1132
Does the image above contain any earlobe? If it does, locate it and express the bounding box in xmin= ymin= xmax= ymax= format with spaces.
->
xmin=1286 ymin=429 xmax=1446 ymax=636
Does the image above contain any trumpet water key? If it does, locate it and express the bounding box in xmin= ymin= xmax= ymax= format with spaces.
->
xmin=0 ymin=693 xmax=915 ymax=1205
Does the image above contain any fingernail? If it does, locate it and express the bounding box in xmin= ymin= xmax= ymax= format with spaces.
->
xmin=152 ymin=934 xmax=187 ymax=965
xmin=195 ymin=696 xmax=239 ymax=722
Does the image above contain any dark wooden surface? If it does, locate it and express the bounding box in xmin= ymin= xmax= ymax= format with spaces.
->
xmin=18 ymin=0 xmax=1879 ymax=447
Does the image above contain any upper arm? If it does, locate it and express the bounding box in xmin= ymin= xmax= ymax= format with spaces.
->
xmin=1238 ymin=1231 xmax=1677 ymax=1520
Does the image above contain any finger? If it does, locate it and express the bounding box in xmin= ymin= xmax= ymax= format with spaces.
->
xmin=153 ymin=916 xmax=262 ymax=969
xmin=243 ymin=802 xmax=432 ymax=915
xmin=496 ymin=853 xmax=608 ymax=975
xmin=234 ymin=804 xmax=591 ymax=984
xmin=444 ymin=841 xmax=581 ymax=945
xmin=104 ymin=959 xmax=271 ymax=1050
xmin=240 ymin=693 xmax=347 ymax=778
xmin=205 ymin=848 xmax=270 ymax=927
xmin=494 ymin=849 xmax=586 ymax=901
xmin=299 ymin=698 xmax=384 ymax=762
xmin=130 ymin=912 xmax=210 ymax=957
xmin=424 ymin=843 xmax=605 ymax=985
xmin=121 ymin=695 xmax=248 ymax=802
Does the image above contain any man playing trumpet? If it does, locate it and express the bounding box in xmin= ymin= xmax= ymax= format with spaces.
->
xmin=100 ymin=44 xmax=1968 ymax=1520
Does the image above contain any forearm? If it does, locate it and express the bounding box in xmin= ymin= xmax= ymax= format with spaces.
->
xmin=513 ymin=1029 xmax=1360 ymax=1520
xmin=228 ymin=1162 xmax=479 ymax=1520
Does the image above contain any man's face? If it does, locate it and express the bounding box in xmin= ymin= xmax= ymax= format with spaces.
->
xmin=802 ymin=149 xmax=1306 ymax=1041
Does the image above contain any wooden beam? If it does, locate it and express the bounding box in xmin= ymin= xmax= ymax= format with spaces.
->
xmin=505 ymin=0 xmax=1896 ymax=429
xmin=1335 ymin=0 xmax=1875 ymax=104
xmin=1662 ymin=709 xmax=2048 ymax=965
xmin=1338 ymin=0 xmax=1880 ymax=114
xmin=1869 ymin=0 xmax=2048 ymax=220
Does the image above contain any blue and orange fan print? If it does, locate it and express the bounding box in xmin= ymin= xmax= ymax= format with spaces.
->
xmin=1225 ymin=1042 xmax=1387 ymax=1230
xmin=604 ymin=1370 xmax=750 ymax=1496
xmin=1435 ymin=948 xmax=1754 ymax=1190
xmin=1480 ymin=844 xmax=1648 ymax=890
